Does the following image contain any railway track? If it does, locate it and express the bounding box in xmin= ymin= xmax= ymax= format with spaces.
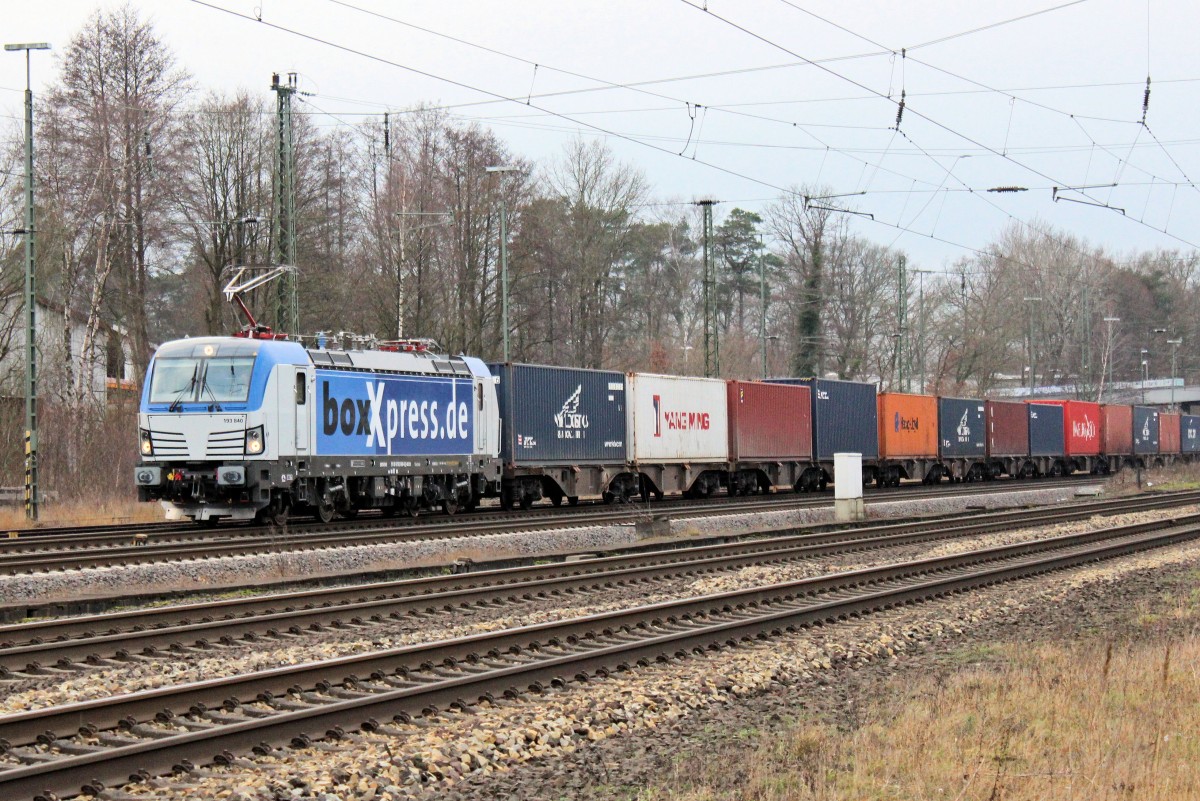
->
xmin=0 ymin=478 xmax=1100 ymax=575
xmin=0 ymin=492 xmax=1196 ymax=800
xmin=0 ymin=490 xmax=1192 ymax=676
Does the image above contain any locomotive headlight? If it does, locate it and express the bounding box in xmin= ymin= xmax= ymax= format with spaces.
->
xmin=245 ymin=425 xmax=265 ymax=455
xmin=139 ymin=429 xmax=153 ymax=456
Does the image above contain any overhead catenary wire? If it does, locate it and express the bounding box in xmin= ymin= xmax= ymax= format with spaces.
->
xmin=678 ymin=0 xmax=1200 ymax=251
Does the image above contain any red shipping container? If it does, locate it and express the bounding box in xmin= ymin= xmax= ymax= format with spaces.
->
xmin=727 ymin=380 xmax=812 ymax=461
xmin=1034 ymin=399 xmax=1102 ymax=456
xmin=1101 ymin=405 xmax=1133 ymax=455
xmin=986 ymin=400 xmax=1028 ymax=457
xmin=1160 ymin=412 xmax=1181 ymax=454
xmin=878 ymin=392 xmax=938 ymax=459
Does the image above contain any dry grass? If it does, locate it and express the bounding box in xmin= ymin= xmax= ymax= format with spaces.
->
xmin=646 ymin=602 xmax=1200 ymax=800
xmin=0 ymin=498 xmax=164 ymax=531
xmin=1104 ymin=461 xmax=1200 ymax=494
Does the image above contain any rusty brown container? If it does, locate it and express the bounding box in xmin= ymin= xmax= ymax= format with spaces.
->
xmin=986 ymin=400 xmax=1028 ymax=457
xmin=1101 ymin=405 xmax=1133 ymax=455
xmin=727 ymin=380 xmax=813 ymax=461
xmin=1160 ymin=412 xmax=1181 ymax=454
xmin=878 ymin=392 xmax=938 ymax=459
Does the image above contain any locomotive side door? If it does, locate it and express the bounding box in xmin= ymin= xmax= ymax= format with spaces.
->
xmin=293 ymin=367 xmax=310 ymax=454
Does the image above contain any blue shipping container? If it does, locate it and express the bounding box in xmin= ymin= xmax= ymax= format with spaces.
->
xmin=1182 ymin=415 xmax=1200 ymax=454
xmin=938 ymin=397 xmax=986 ymax=457
xmin=1027 ymin=403 xmax=1065 ymax=457
xmin=1133 ymin=406 xmax=1160 ymax=454
xmin=491 ymin=363 xmax=627 ymax=465
xmin=770 ymin=378 xmax=878 ymax=460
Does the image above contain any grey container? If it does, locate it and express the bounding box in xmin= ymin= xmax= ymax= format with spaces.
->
xmin=770 ymin=378 xmax=878 ymax=460
xmin=1027 ymin=403 xmax=1065 ymax=457
xmin=490 ymin=363 xmax=627 ymax=465
xmin=1182 ymin=415 xmax=1200 ymax=454
xmin=938 ymin=397 xmax=986 ymax=457
xmin=1133 ymin=405 xmax=1160 ymax=454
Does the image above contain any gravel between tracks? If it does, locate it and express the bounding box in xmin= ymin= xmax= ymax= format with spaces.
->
xmin=1 ymin=501 xmax=1190 ymax=800
xmin=112 ymin=523 xmax=1200 ymax=801
xmin=0 ymin=486 xmax=1095 ymax=608
xmin=0 ymin=501 xmax=1165 ymax=716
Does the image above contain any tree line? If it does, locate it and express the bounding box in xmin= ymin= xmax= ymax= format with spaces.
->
xmin=2 ymin=4 xmax=1197 ymax=411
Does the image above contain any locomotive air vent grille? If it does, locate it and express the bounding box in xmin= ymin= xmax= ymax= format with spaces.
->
xmin=206 ymin=429 xmax=246 ymax=457
xmin=150 ymin=431 xmax=187 ymax=456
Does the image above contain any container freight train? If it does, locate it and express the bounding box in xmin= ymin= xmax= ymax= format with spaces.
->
xmin=134 ymin=337 xmax=1195 ymax=524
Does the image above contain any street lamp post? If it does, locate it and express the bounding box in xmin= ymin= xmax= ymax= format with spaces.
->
xmin=1101 ymin=316 xmax=1120 ymax=402
xmin=757 ymin=235 xmax=767 ymax=379
xmin=912 ymin=269 xmax=932 ymax=392
xmin=1023 ymin=297 xmax=1042 ymax=396
xmin=485 ymin=165 xmax=521 ymax=362
xmin=1168 ymin=338 xmax=1183 ymax=411
xmin=1140 ymin=348 xmax=1149 ymax=404
xmin=6 ymin=41 xmax=50 ymax=521
xmin=681 ymin=344 xmax=694 ymax=373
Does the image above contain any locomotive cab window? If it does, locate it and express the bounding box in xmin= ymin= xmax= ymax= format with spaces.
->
xmin=477 ymin=381 xmax=484 ymax=410
xmin=295 ymin=373 xmax=307 ymax=405
xmin=148 ymin=355 xmax=256 ymax=404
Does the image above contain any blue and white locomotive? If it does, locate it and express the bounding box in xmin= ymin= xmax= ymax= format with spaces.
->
xmin=134 ymin=334 xmax=501 ymax=525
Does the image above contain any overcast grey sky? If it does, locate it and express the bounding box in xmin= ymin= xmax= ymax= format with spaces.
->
xmin=3 ymin=0 xmax=1198 ymax=272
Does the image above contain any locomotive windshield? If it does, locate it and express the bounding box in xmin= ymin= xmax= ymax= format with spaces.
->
xmin=149 ymin=355 xmax=256 ymax=405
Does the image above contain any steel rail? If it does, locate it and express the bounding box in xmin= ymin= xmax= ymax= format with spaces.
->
xmin=0 ymin=476 xmax=1100 ymax=557
xmin=0 ymin=513 xmax=1196 ymax=800
xmin=0 ymin=492 xmax=1190 ymax=674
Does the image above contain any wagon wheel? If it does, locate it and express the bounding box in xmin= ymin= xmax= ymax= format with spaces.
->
xmin=315 ymin=497 xmax=336 ymax=524
xmin=403 ymin=496 xmax=420 ymax=518
xmin=567 ymin=496 xmax=580 ymax=506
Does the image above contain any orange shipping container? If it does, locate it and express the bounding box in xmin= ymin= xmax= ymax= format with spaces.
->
xmin=1160 ymin=412 xmax=1181 ymax=454
xmin=878 ymin=392 xmax=938 ymax=459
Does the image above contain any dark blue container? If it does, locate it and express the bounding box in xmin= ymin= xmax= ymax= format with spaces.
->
xmin=938 ymin=397 xmax=986 ymax=457
xmin=1133 ymin=406 xmax=1160 ymax=454
xmin=1027 ymin=403 xmax=1065 ymax=457
xmin=490 ymin=363 xmax=627 ymax=465
xmin=1182 ymin=415 xmax=1200 ymax=454
xmin=770 ymin=378 xmax=878 ymax=460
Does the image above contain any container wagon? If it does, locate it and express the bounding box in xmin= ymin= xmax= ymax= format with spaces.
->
xmin=937 ymin=397 xmax=987 ymax=481
xmin=1028 ymin=402 xmax=1067 ymax=476
xmin=1133 ymin=406 xmax=1160 ymax=463
xmin=985 ymin=400 xmax=1028 ymax=478
xmin=627 ymin=373 xmax=730 ymax=498
xmin=877 ymin=392 xmax=938 ymax=486
xmin=1183 ymin=415 xmax=1200 ymax=457
xmin=770 ymin=378 xmax=879 ymax=490
xmin=1159 ymin=412 xmax=1181 ymax=457
xmin=490 ymin=363 xmax=627 ymax=508
xmin=726 ymin=380 xmax=813 ymax=494
xmin=1035 ymin=399 xmax=1102 ymax=474
xmin=1101 ymin=404 xmax=1134 ymax=472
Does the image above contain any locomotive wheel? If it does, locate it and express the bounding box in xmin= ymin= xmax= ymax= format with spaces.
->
xmin=442 ymin=497 xmax=459 ymax=516
xmin=381 ymin=503 xmax=398 ymax=518
xmin=341 ymin=507 xmax=359 ymax=519
xmin=257 ymin=498 xmax=289 ymax=527
xmin=315 ymin=499 xmax=335 ymax=524
xmin=403 ymin=497 xmax=419 ymax=518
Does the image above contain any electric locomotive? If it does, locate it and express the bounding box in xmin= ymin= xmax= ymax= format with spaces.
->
xmin=134 ymin=334 xmax=501 ymax=525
